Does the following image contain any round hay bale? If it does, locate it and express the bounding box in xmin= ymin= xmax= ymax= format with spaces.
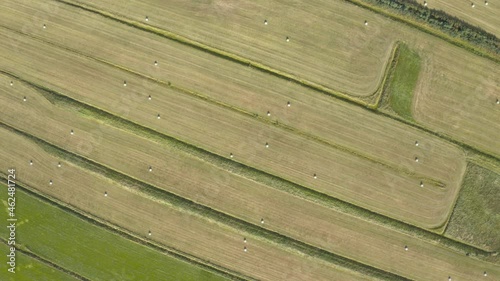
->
xmin=364 ymin=20 xmax=368 ymax=26
xmin=70 ymin=129 xmax=74 ymax=135
xmin=261 ymin=218 xmax=265 ymax=224
xmin=148 ymin=95 xmax=152 ymax=100
xmin=154 ymin=61 xmax=158 ymax=66
xmin=230 ymin=153 xmax=234 ymax=158
xmin=415 ymin=141 xmax=419 ymax=146
xmin=472 ymin=3 xmax=475 ymax=7
xmin=23 ymin=96 xmax=27 ymax=102
xmin=496 ymin=99 xmax=499 ymax=104
xmin=485 ymin=1 xmax=489 ymax=5
xmin=287 ymin=101 xmax=291 ymax=107
xmin=404 ymin=245 xmax=408 ymax=251
xmin=157 ymin=113 xmax=161 ymax=119
xmin=49 ymin=180 xmax=53 ymax=185
xmin=104 ymin=191 xmax=108 ymax=197
xmin=30 ymin=160 xmax=33 ymax=166
xmin=265 ymin=142 xmax=269 ymax=148
xmin=420 ymin=181 xmax=424 ymax=188
xmin=264 ymin=19 xmax=268 ymax=25
xmin=244 ymin=237 xmax=247 ymax=243
xmin=244 ymin=246 xmax=247 ymax=252
xmin=424 ymin=1 xmax=428 ymax=7
xmin=149 ymin=166 xmax=153 ymax=172
xmin=286 ymin=36 xmax=290 ymax=42
xmin=484 ymin=271 xmax=487 ymax=276
xmin=145 ymin=16 xmax=149 ymax=21
xmin=57 ymin=162 xmax=61 ymax=168
xmin=267 ymin=111 xmax=271 ymax=116
xmin=123 ymin=81 xmax=127 ymax=87
xmin=43 ymin=24 xmax=46 ymax=29
xmin=148 ymin=230 xmax=152 ymax=236
xmin=313 ymin=173 xmax=317 ymax=179
xmin=10 ymin=81 xmax=13 ymax=86
xmin=415 ymin=157 xmax=419 ymax=163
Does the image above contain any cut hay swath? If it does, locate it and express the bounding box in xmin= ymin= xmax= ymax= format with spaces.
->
xmin=0 ymin=126 xmax=368 ymax=281
xmin=0 ymin=71 xmax=498 ymax=281
xmin=0 ymin=1 xmax=467 ymax=186
xmin=0 ymin=26 xmax=467 ymax=228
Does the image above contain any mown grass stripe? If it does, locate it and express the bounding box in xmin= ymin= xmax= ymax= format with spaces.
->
xmin=0 ymin=27 xmax=443 ymax=188
xmin=0 ymin=182 xmax=250 ymax=281
xmin=1 ymin=70 xmax=495 ymax=256
xmin=54 ymin=0 xmax=384 ymax=107
xmin=0 ymin=238 xmax=90 ymax=281
xmin=0 ymin=123 xmax=407 ymax=281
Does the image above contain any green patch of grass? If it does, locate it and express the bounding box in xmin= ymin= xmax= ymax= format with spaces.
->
xmin=386 ymin=44 xmax=421 ymax=120
xmin=0 ymin=243 xmax=77 ymax=281
xmin=0 ymin=187 xmax=227 ymax=281
xmin=445 ymin=164 xmax=500 ymax=252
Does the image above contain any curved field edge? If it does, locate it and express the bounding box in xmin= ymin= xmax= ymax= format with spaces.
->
xmin=379 ymin=43 xmax=421 ymax=121
xmin=444 ymin=164 xmax=500 ymax=256
xmin=0 ymin=241 xmax=81 ymax=281
xmin=347 ymin=0 xmax=500 ymax=63
xmin=0 ymin=122 xmax=408 ymax=281
xmin=0 ymin=77 xmax=494 ymax=259
xmin=0 ymin=182 xmax=247 ymax=281
xmin=0 ymin=30 xmax=443 ymax=189
xmin=53 ymin=0 xmax=395 ymax=106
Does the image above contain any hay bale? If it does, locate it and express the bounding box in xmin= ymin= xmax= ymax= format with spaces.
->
xmin=148 ymin=230 xmax=152 ymax=236
xmin=471 ymin=3 xmax=475 ymax=7
xmin=149 ymin=166 xmax=153 ymax=172
xmin=148 ymin=95 xmax=152 ymax=100
xmin=49 ymin=180 xmax=53 ymax=185
xmin=123 ymin=81 xmax=127 ymax=87
xmin=104 ymin=191 xmax=108 ymax=197
xmin=267 ymin=111 xmax=271 ymax=116
xmin=243 ymin=237 xmax=247 ymax=243
xmin=264 ymin=19 xmax=268 ymax=25
xmin=157 ymin=113 xmax=161 ymax=119
xmin=154 ymin=61 xmax=158 ymax=66
xmin=420 ymin=181 xmax=424 ymax=188
xmin=57 ymin=162 xmax=61 ymax=168
xmin=404 ymin=245 xmax=408 ymax=251
xmin=261 ymin=218 xmax=265 ymax=224
xmin=145 ymin=16 xmax=149 ymax=21
xmin=364 ymin=20 xmax=368 ymax=26
xmin=43 ymin=24 xmax=46 ymax=29
xmin=415 ymin=141 xmax=419 ymax=146
xmin=30 ymin=160 xmax=33 ymax=166
xmin=10 ymin=81 xmax=13 ymax=86
xmin=286 ymin=36 xmax=290 ymax=42
xmin=70 ymin=129 xmax=74 ymax=135
xmin=313 ymin=173 xmax=317 ymax=179
xmin=287 ymin=101 xmax=291 ymax=107
xmin=265 ymin=142 xmax=269 ymax=148
xmin=23 ymin=96 xmax=27 ymax=102
xmin=230 ymin=153 xmax=234 ymax=158
xmin=415 ymin=157 xmax=419 ymax=163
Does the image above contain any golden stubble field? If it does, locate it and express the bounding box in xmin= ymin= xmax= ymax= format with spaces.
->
xmin=2 ymin=77 xmax=500 ymax=280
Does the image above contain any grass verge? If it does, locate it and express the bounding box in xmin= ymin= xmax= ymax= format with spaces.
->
xmin=383 ymin=44 xmax=421 ymax=120
xmin=445 ymin=164 xmax=500 ymax=253
xmin=0 ymin=184 xmax=231 ymax=281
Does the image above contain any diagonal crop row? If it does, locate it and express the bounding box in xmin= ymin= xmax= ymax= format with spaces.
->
xmin=2 ymin=71 xmax=494 ymax=259
xmin=0 ymin=238 xmax=90 ymax=281
xmin=47 ymin=0 xmax=500 ymax=165
xmin=0 ymin=28 xmax=442 ymax=188
xmin=0 ymin=123 xmax=408 ymax=281
xmin=0 ymin=182 xmax=251 ymax=281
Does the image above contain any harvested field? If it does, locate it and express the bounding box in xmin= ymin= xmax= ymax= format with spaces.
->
xmin=416 ymin=0 xmax=500 ymax=38
xmin=0 ymin=187 xmax=227 ymax=281
xmin=0 ymin=127 xmax=368 ymax=281
xmin=0 ymin=25 xmax=467 ymax=228
xmin=445 ymin=164 xmax=500 ymax=252
xmin=0 ymin=69 xmax=498 ymax=281
xmin=413 ymin=43 xmax=500 ymax=158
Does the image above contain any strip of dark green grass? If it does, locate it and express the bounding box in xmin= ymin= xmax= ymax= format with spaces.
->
xmin=384 ymin=44 xmax=421 ymax=121
xmin=0 ymin=183 xmax=240 ymax=281
xmin=0 ymin=240 xmax=82 ymax=281
xmin=445 ymin=164 xmax=500 ymax=254
xmin=1 ymin=70 xmax=495 ymax=258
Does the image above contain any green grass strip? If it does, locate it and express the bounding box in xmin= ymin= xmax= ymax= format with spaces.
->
xmin=385 ymin=44 xmax=421 ymax=121
xmin=0 ymin=240 xmax=81 ymax=281
xmin=0 ymin=183 xmax=238 ymax=281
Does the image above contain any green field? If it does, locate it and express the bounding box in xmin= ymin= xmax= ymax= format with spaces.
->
xmin=0 ymin=243 xmax=77 ymax=281
xmin=0 ymin=186 xmax=227 ymax=281
xmin=445 ymin=164 xmax=500 ymax=252
xmin=384 ymin=44 xmax=421 ymax=120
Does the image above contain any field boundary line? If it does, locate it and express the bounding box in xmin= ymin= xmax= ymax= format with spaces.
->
xmin=40 ymin=0 xmax=500 ymax=163
xmin=0 ymin=123 xmax=408 ymax=281
xmin=0 ymin=182 xmax=252 ymax=281
xmin=0 ymin=237 xmax=90 ymax=281
xmin=1 ymin=70 xmax=495 ymax=256
xmin=0 ymin=26 xmax=444 ymax=188
xmin=346 ymin=0 xmax=500 ymax=64
xmin=54 ymin=0 xmax=392 ymax=106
